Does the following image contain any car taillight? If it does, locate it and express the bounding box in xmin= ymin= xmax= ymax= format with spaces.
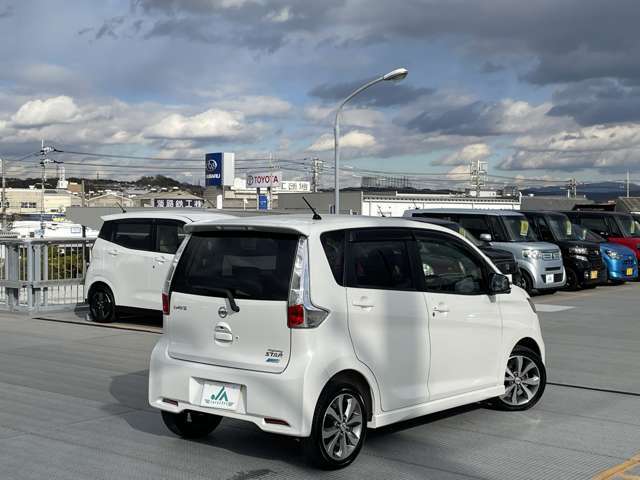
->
xmin=161 ymin=233 xmax=190 ymax=317
xmin=287 ymin=237 xmax=329 ymax=329
xmin=287 ymin=304 xmax=304 ymax=327
xmin=162 ymin=292 xmax=170 ymax=315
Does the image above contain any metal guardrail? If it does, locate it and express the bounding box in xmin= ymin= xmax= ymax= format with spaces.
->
xmin=0 ymin=237 xmax=94 ymax=311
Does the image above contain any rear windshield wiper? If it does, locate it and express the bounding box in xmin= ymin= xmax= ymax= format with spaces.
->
xmin=191 ymin=286 xmax=240 ymax=312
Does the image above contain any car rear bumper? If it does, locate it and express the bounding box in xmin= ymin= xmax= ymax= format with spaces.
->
xmin=148 ymin=337 xmax=311 ymax=437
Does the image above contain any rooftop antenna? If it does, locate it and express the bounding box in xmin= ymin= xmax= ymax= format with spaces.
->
xmin=114 ymin=199 xmax=127 ymax=213
xmin=302 ymin=196 xmax=322 ymax=220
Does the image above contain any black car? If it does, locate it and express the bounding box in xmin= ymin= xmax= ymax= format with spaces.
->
xmin=522 ymin=211 xmax=605 ymax=289
xmin=407 ymin=217 xmax=522 ymax=284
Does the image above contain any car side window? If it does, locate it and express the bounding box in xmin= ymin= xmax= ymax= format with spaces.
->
xmin=113 ymin=220 xmax=153 ymax=251
xmin=346 ymin=233 xmax=415 ymax=291
xmin=581 ymin=216 xmax=608 ymax=236
xmin=414 ymin=232 xmax=487 ymax=295
xmin=458 ymin=215 xmax=491 ymax=238
xmin=155 ymin=221 xmax=186 ymax=254
xmin=486 ymin=216 xmax=508 ymax=241
xmin=535 ymin=216 xmax=554 ymax=242
xmin=320 ymin=230 xmax=346 ymax=285
xmin=98 ymin=221 xmax=114 ymax=242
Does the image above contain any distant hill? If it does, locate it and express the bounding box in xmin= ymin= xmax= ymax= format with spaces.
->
xmin=523 ymin=181 xmax=640 ymax=202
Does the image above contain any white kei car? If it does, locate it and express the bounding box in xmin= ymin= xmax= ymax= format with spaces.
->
xmin=85 ymin=211 xmax=233 ymax=322
xmin=148 ymin=214 xmax=546 ymax=469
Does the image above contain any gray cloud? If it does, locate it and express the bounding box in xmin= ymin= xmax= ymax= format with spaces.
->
xmin=480 ymin=61 xmax=505 ymax=74
xmin=548 ymin=79 xmax=640 ymax=126
xmin=0 ymin=4 xmax=13 ymax=19
xmin=95 ymin=16 xmax=126 ymax=40
xmin=407 ymin=101 xmax=501 ymax=136
xmin=309 ymin=79 xmax=434 ymax=108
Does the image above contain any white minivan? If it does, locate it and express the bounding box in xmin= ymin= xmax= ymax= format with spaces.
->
xmin=149 ymin=215 xmax=546 ymax=469
xmin=85 ymin=211 xmax=232 ymax=322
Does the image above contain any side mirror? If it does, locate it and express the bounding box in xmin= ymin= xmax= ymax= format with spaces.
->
xmin=479 ymin=233 xmax=492 ymax=242
xmin=489 ymin=273 xmax=511 ymax=295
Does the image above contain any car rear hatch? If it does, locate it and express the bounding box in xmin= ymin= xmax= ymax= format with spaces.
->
xmin=166 ymin=229 xmax=300 ymax=373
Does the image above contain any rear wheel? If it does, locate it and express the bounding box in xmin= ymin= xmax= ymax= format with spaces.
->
xmin=89 ymin=284 xmax=116 ymax=323
xmin=492 ymin=345 xmax=546 ymax=411
xmin=304 ymin=384 xmax=367 ymax=470
xmin=161 ymin=410 xmax=222 ymax=439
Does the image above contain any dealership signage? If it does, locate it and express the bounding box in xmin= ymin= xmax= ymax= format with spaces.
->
xmin=153 ymin=198 xmax=204 ymax=208
xmin=205 ymin=152 xmax=235 ymax=187
xmin=246 ymin=171 xmax=282 ymax=189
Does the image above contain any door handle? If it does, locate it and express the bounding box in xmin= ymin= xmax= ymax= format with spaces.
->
xmin=108 ymin=249 xmax=119 ymax=256
xmin=154 ymin=256 xmax=167 ymax=263
xmin=352 ymin=297 xmax=375 ymax=309
xmin=432 ymin=304 xmax=450 ymax=313
xmin=214 ymin=332 xmax=233 ymax=342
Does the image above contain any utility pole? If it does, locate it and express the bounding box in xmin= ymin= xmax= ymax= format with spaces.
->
xmin=0 ymin=157 xmax=5 ymax=231
xmin=566 ymin=178 xmax=577 ymax=198
xmin=81 ymin=179 xmax=86 ymax=207
xmin=469 ymin=157 xmax=487 ymax=197
xmin=627 ymin=171 xmax=630 ymax=198
xmin=311 ymin=157 xmax=323 ymax=192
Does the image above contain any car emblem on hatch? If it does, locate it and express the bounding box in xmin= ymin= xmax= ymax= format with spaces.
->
xmin=218 ymin=306 xmax=228 ymax=318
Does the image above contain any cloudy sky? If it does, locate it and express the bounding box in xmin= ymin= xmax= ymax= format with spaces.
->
xmin=1 ymin=0 xmax=639 ymax=187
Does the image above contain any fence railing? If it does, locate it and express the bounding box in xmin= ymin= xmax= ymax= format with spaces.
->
xmin=0 ymin=237 xmax=94 ymax=311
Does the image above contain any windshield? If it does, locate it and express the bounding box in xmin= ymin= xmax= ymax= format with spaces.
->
xmin=617 ymin=215 xmax=640 ymax=237
xmin=547 ymin=214 xmax=580 ymax=241
xmin=572 ymin=223 xmax=605 ymax=243
xmin=502 ymin=217 xmax=538 ymax=242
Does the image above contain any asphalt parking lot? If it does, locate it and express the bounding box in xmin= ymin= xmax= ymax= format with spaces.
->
xmin=1 ymin=284 xmax=639 ymax=480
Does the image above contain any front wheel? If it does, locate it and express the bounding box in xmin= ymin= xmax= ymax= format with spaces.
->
xmin=514 ymin=270 xmax=534 ymax=295
xmin=161 ymin=410 xmax=222 ymax=439
xmin=304 ymin=385 xmax=367 ymax=470
xmin=491 ymin=346 xmax=546 ymax=411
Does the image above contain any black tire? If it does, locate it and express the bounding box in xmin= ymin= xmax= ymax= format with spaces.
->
xmin=490 ymin=345 xmax=546 ymax=412
xmin=161 ymin=410 xmax=222 ymax=439
xmin=564 ymin=268 xmax=579 ymax=291
xmin=514 ymin=270 xmax=534 ymax=295
xmin=88 ymin=284 xmax=117 ymax=323
xmin=304 ymin=384 xmax=367 ymax=470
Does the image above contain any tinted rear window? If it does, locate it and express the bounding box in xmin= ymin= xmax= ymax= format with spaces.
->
xmin=171 ymin=232 xmax=299 ymax=301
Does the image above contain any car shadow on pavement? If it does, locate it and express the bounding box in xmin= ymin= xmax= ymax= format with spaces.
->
xmin=106 ymin=370 xmax=484 ymax=467
xmin=106 ymin=370 xmax=310 ymax=465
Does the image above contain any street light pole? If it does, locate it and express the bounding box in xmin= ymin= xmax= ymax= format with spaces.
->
xmin=333 ymin=67 xmax=408 ymax=214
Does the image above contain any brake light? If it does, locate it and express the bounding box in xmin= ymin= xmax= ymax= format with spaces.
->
xmin=287 ymin=304 xmax=305 ymax=327
xmin=162 ymin=292 xmax=170 ymax=315
xmin=287 ymin=237 xmax=329 ymax=329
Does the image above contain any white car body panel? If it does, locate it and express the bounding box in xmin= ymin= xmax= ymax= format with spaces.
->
xmin=85 ymin=211 xmax=233 ymax=311
xmin=148 ymin=215 xmax=545 ymax=438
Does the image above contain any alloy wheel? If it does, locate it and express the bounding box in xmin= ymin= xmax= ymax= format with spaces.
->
xmin=500 ymin=355 xmax=541 ymax=407
xmin=321 ymin=393 xmax=363 ymax=461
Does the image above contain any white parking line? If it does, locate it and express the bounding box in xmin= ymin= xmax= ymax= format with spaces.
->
xmin=534 ymin=304 xmax=576 ymax=313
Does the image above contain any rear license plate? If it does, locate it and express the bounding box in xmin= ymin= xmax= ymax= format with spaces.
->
xmin=545 ymin=274 xmax=554 ymax=284
xmin=200 ymin=382 xmax=240 ymax=411
xmin=590 ymin=270 xmax=598 ymax=280
xmin=626 ymin=268 xmax=634 ymax=276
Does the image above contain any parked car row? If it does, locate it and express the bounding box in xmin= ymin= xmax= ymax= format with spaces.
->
xmin=403 ymin=209 xmax=640 ymax=294
xmin=85 ymin=211 xmax=548 ymax=469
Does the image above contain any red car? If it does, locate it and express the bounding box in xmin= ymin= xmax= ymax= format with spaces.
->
xmin=564 ymin=211 xmax=640 ymax=260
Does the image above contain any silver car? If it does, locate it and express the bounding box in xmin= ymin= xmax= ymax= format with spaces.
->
xmin=403 ymin=209 xmax=565 ymax=294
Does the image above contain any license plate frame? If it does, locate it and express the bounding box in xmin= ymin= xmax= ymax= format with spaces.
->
xmin=545 ymin=273 xmax=554 ymax=284
xmin=590 ymin=270 xmax=598 ymax=280
xmin=626 ymin=267 xmax=634 ymax=276
xmin=200 ymin=381 xmax=240 ymax=411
